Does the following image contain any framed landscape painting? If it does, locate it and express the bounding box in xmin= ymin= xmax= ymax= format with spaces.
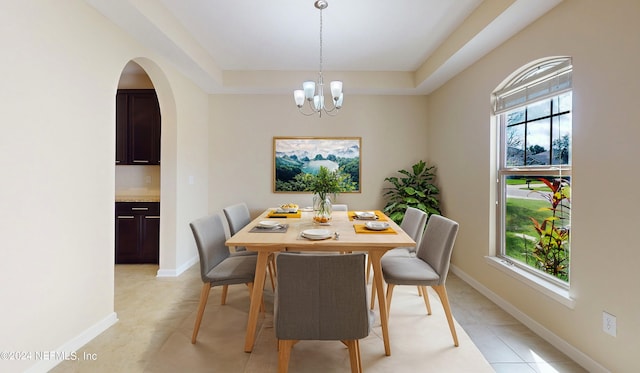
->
xmin=273 ymin=137 xmax=361 ymax=193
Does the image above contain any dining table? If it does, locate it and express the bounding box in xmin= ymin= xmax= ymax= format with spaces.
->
xmin=225 ymin=207 xmax=416 ymax=356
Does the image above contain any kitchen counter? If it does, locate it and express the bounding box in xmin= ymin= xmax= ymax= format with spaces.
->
xmin=115 ymin=189 xmax=160 ymax=202
xmin=115 ymin=195 xmax=160 ymax=202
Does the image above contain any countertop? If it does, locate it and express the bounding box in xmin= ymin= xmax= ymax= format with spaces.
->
xmin=115 ymin=189 xmax=160 ymax=203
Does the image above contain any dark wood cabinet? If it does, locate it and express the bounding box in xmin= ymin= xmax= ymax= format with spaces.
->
xmin=115 ymin=202 xmax=160 ymax=264
xmin=116 ymin=89 xmax=161 ymax=165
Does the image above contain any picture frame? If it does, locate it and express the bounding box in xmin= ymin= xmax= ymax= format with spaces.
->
xmin=273 ymin=137 xmax=361 ymax=193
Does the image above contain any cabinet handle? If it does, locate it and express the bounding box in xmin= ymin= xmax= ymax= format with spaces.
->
xmin=117 ymin=215 xmax=135 ymax=219
xmin=133 ymin=160 xmax=150 ymax=163
xmin=145 ymin=216 xmax=160 ymax=219
xmin=131 ymin=207 xmax=149 ymax=211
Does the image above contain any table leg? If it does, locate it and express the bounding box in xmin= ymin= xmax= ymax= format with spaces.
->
xmin=244 ymin=250 xmax=269 ymax=352
xmin=369 ymin=250 xmax=391 ymax=356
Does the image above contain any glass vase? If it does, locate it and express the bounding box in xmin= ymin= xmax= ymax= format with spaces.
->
xmin=313 ymin=194 xmax=332 ymax=224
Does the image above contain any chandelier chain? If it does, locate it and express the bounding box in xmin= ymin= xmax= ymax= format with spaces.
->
xmin=319 ymin=7 xmax=323 ymax=75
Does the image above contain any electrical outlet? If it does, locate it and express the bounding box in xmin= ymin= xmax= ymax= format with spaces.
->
xmin=145 ymin=176 xmax=152 ymax=184
xmin=602 ymin=311 xmax=617 ymax=337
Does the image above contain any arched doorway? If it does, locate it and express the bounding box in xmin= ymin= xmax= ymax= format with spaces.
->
xmin=115 ymin=61 xmax=161 ymax=267
xmin=114 ymin=58 xmax=177 ymax=275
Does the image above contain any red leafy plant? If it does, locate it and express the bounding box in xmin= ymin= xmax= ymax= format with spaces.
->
xmin=529 ymin=178 xmax=571 ymax=281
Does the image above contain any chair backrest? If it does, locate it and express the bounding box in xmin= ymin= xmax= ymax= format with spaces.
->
xmin=223 ymin=202 xmax=251 ymax=236
xmin=400 ymin=207 xmax=428 ymax=250
xmin=416 ymin=214 xmax=459 ymax=285
xmin=275 ymin=253 xmax=370 ymax=341
xmin=189 ymin=214 xmax=231 ymax=282
xmin=331 ymin=204 xmax=348 ymax=211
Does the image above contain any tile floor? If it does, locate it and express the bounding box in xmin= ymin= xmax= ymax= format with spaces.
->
xmin=52 ymin=264 xmax=588 ymax=373
xmin=444 ymin=275 xmax=587 ymax=372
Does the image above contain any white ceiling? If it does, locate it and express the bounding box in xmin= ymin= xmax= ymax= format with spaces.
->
xmin=87 ymin=0 xmax=562 ymax=95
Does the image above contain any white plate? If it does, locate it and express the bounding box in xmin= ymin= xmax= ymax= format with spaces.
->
xmin=354 ymin=211 xmax=377 ymax=219
xmin=301 ymin=228 xmax=332 ymax=239
xmin=275 ymin=208 xmax=298 ymax=213
xmin=257 ymin=220 xmax=281 ymax=228
xmin=302 ymin=233 xmax=332 ymax=240
xmin=365 ymin=221 xmax=390 ymax=231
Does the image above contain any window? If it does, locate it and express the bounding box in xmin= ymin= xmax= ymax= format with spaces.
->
xmin=494 ymin=57 xmax=572 ymax=286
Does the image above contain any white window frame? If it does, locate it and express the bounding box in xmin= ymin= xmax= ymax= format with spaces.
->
xmin=490 ymin=57 xmax=574 ymax=307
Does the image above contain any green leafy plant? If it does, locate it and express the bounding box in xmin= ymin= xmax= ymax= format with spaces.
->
xmin=529 ymin=178 xmax=571 ymax=281
xmin=382 ymin=160 xmax=441 ymax=224
xmin=302 ymin=166 xmax=355 ymax=201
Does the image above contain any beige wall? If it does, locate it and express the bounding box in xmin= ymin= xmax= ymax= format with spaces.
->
xmin=207 ymin=94 xmax=429 ymax=216
xmin=0 ymin=2 xmax=209 ymax=372
xmin=427 ymin=0 xmax=639 ymax=371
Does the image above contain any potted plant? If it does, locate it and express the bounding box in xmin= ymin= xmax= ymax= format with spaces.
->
xmin=382 ymin=160 xmax=441 ymax=224
xmin=304 ymin=166 xmax=352 ymax=223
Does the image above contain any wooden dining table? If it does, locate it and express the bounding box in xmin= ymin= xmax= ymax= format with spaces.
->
xmin=225 ymin=208 xmax=416 ymax=356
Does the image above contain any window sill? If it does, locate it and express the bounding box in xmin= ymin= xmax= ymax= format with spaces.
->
xmin=484 ymin=256 xmax=575 ymax=309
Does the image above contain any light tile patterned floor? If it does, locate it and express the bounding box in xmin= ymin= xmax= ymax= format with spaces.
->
xmin=52 ymin=264 xmax=588 ymax=373
xmin=445 ymin=275 xmax=587 ymax=372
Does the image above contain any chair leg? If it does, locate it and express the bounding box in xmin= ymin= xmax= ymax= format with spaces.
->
xmin=270 ymin=253 xmax=278 ymax=277
xmin=220 ymin=284 xmax=229 ymax=305
xmin=432 ymin=285 xmax=459 ymax=347
xmin=369 ymin=281 xmax=376 ymax=310
xmin=365 ymin=255 xmax=372 ymax=284
xmin=191 ymin=282 xmax=211 ymax=344
xmin=344 ymin=340 xmax=362 ymax=373
xmin=420 ymin=285 xmax=432 ymax=315
xmin=385 ymin=283 xmax=395 ymax=314
xmin=278 ymin=340 xmax=295 ymax=373
xmin=268 ymin=255 xmax=276 ymax=291
xmin=354 ymin=340 xmax=363 ymax=373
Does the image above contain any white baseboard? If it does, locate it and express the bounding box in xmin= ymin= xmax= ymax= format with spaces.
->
xmin=156 ymin=255 xmax=198 ymax=277
xmin=450 ymin=265 xmax=609 ymax=373
xmin=25 ymin=312 xmax=118 ymax=373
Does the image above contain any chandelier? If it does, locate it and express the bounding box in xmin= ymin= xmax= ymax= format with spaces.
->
xmin=293 ymin=0 xmax=343 ymax=117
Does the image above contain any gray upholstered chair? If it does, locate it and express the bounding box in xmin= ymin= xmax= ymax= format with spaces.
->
xmin=368 ymin=207 xmax=428 ymax=308
xmin=331 ymin=204 xmax=348 ymax=211
xmin=385 ymin=207 xmax=428 ymax=257
xmin=189 ymin=213 xmax=258 ymax=344
xmin=367 ymin=207 xmax=427 ymax=278
xmin=275 ymin=253 xmax=370 ymax=373
xmin=223 ymin=202 xmax=276 ymax=290
xmin=381 ymin=214 xmax=460 ymax=346
xmin=223 ymin=202 xmax=252 ymax=252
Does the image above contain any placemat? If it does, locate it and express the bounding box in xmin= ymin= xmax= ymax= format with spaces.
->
xmin=249 ymin=224 xmax=289 ymax=233
xmin=348 ymin=210 xmax=388 ymax=221
xmin=353 ymin=224 xmax=396 ymax=234
xmin=267 ymin=210 xmax=302 ymax=218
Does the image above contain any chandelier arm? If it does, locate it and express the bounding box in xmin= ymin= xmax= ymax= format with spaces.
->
xmin=321 ymin=107 xmax=339 ymax=116
xmin=322 ymin=103 xmax=339 ymax=113
xmin=298 ymin=102 xmax=320 ymax=116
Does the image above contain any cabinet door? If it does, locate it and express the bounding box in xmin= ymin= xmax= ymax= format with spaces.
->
xmin=115 ymin=215 xmax=139 ymax=264
xmin=115 ymin=92 xmax=128 ymax=164
xmin=115 ymin=202 xmax=160 ymax=264
xmin=128 ymin=92 xmax=161 ymax=165
xmin=140 ymin=215 xmax=160 ymax=264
